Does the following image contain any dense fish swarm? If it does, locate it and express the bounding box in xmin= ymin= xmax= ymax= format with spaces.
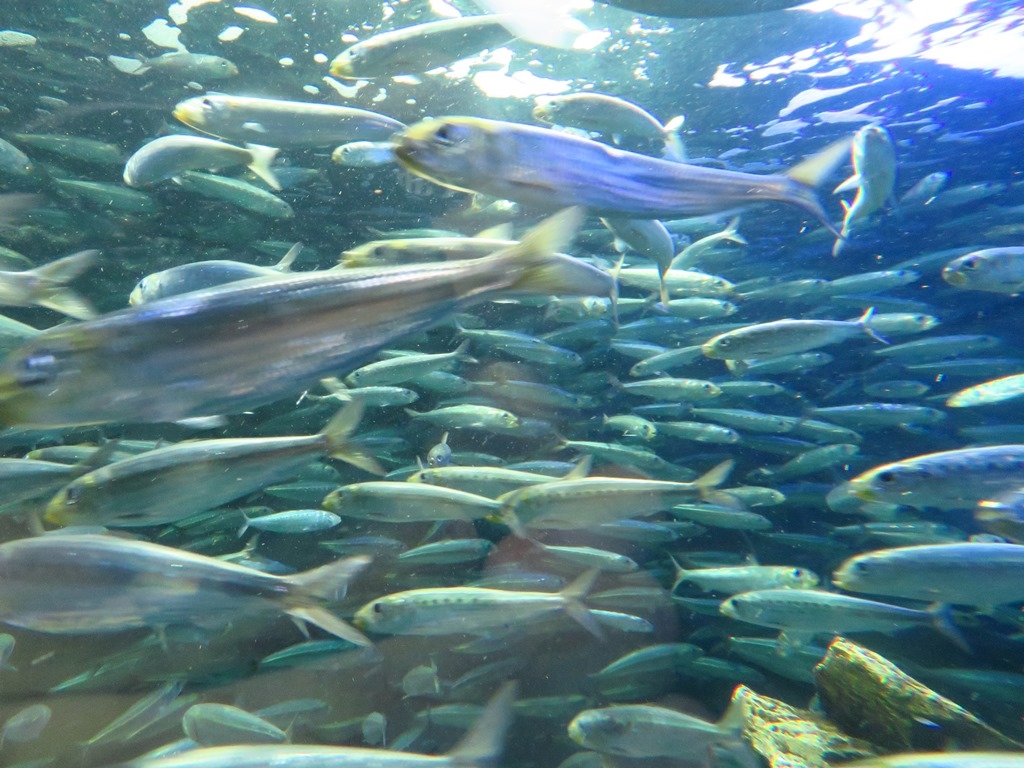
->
xmin=0 ymin=0 xmax=1023 ymax=766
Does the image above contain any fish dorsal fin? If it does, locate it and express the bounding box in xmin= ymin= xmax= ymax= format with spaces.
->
xmin=475 ymin=223 xmax=513 ymax=240
xmin=275 ymin=242 xmax=303 ymax=271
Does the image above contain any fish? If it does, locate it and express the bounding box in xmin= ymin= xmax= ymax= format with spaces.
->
xmin=333 ymin=141 xmax=398 ymax=167
xmin=354 ymin=570 xmax=602 ymax=637
xmin=119 ymin=682 xmax=516 ymax=767
xmin=701 ymin=308 xmax=884 ymax=360
xmin=129 ymin=243 xmax=301 ymax=305
xmin=108 ymin=52 xmax=238 ymax=78
xmin=0 ymin=534 xmax=371 ymax=644
xmin=123 ymin=135 xmax=281 ymax=191
xmin=832 ymin=542 xmax=1024 ymax=607
xmin=173 ymin=95 xmax=406 ymax=148
xmin=846 ymin=446 xmax=1024 ymax=511
xmin=942 ymin=248 xmax=1024 ymax=294
xmin=832 ymin=124 xmax=896 ymax=255
xmin=43 ymin=403 xmax=380 ymax=528
xmin=568 ymin=702 xmax=751 ymax=761
xmin=330 ymin=16 xmax=515 ymax=77
xmin=947 ymin=374 xmax=1024 ymax=408
xmin=395 ymin=116 xmax=849 ymax=234
xmin=0 ymin=208 xmax=610 ymax=426
xmin=172 ymin=171 xmax=294 ymax=219
xmin=533 ymin=93 xmax=687 ymax=159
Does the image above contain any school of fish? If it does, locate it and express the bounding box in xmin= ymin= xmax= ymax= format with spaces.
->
xmin=1 ymin=0 xmax=1024 ymax=767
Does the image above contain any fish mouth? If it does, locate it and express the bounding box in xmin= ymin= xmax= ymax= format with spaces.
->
xmin=942 ymin=268 xmax=968 ymax=287
xmin=328 ymin=57 xmax=355 ymax=79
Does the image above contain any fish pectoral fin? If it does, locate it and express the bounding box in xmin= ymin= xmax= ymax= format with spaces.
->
xmin=833 ymin=173 xmax=862 ymax=195
xmin=288 ymin=606 xmax=372 ymax=647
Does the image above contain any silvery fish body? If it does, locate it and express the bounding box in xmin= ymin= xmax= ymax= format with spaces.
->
xmin=174 ymin=95 xmax=405 ymax=147
xmin=395 ymin=117 xmax=844 ymax=232
xmin=0 ymin=210 xmax=609 ymax=426
xmin=0 ymin=535 xmax=368 ymax=640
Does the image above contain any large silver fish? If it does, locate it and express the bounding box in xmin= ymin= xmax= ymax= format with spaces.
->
xmin=0 ymin=534 xmax=370 ymax=644
xmin=0 ymin=209 xmax=610 ymax=427
xmin=394 ymin=116 xmax=848 ymax=235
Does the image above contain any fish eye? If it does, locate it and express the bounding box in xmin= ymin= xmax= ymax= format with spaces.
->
xmin=962 ymin=258 xmax=978 ymax=270
xmin=791 ymin=568 xmax=804 ymax=578
xmin=64 ymin=484 xmax=82 ymax=505
xmin=17 ymin=351 xmax=59 ymax=387
xmin=718 ymin=338 xmax=732 ymax=347
xmin=200 ymin=97 xmax=213 ymax=109
xmin=433 ymin=122 xmax=468 ymax=148
xmin=877 ymin=471 xmax=896 ymax=484
xmin=372 ymin=602 xmax=383 ymax=613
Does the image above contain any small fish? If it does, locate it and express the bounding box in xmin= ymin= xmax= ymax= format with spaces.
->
xmin=720 ymin=589 xmax=961 ymax=648
xmin=947 ymin=374 xmax=1024 ymax=408
xmin=129 ymin=244 xmax=301 ymax=305
xmin=427 ymin=431 xmax=453 ymax=467
xmin=182 ymin=703 xmax=287 ymax=746
xmin=702 ymin=308 xmax=883 ymax=360
xmin=45 ymin=404 xmax=379 ymax=528
xmin=173 ymin=171 xmax=293 ymax=218
xmin=239 ymin=509 xmax=342 ymax=536
xmin=534 ymin=93 xmax=686 ymax=159
xmin=174 ymin=94 xmax=405 ymax=148
xmin=330 ymin=17 xmax=514 ymax=78
xmin=832 ymin=124 xmax=896 ymax=255
xmin=333 ymin=141 xmax=397 ymax=167
xmin=120 ymin=682 xmax=516 ymax=768
xmin=0 ymin=704 xmax=50 ymax=748
xmin=108 ymin=51 xmax=238 ymax=79
xmin=355 ymin=570 xmax=602 ymax=637
xmin=123 ymin=135 xmax=280 ymax=190
xmin=568 ymin=702 xmax=749 ymax=760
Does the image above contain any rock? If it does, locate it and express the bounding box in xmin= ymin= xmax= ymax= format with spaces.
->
xmin=730 ymin=684 xmax=877 ymax=768
xmin=814 ymin=637 xmax=1023 ymax=753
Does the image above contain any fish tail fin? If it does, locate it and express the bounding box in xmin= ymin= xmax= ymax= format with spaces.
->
xmin=36 ymin=289 xmax=96 ymax=320
xmin=275 ymin=242 xmax=303 ymax=272
xmin=857 ymin=306 xmax=889 ymax=345
xmin=454 ymin=338 xmax=478 ymax=364
xmin=695 ymin=459 xmax=742 ymax=508
xmin=446 ymin=682 xmax=517 ymax=768
xmin=784 ymin=136 xmax=852 ymax=239
xmin=286 ymin=556 xmax=374 ymax=646
xmin=723 ymin=216 xmax=747 ymax=245
xmin=288 ymin=554 xmax=372 ymax=603
xmin=320 ymin=376 xmax=351 ymax=398
xmin=287 ymin=606 xmax=371 ymax=647
xmin=503 ymin=208 xmax=610 ymax=298
xmin=662 ymin=115 xmax=687 ymax=162
xmin=34 ymin=249 xmax=99 ymax=284
xmin=928 ymin=603 xmax=970 ymax=654
xmin=559 ymin=568 xmax=604 ymax=639
xmin=320 ymin=402 xmax=385 ymax=475
xmin=244 ymin=143 xmax=281 ymax=191
xmin=32 ymin=249 xmax=99 ymax=319
xmin=108 ymin=54 xmax=149 ymax=75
